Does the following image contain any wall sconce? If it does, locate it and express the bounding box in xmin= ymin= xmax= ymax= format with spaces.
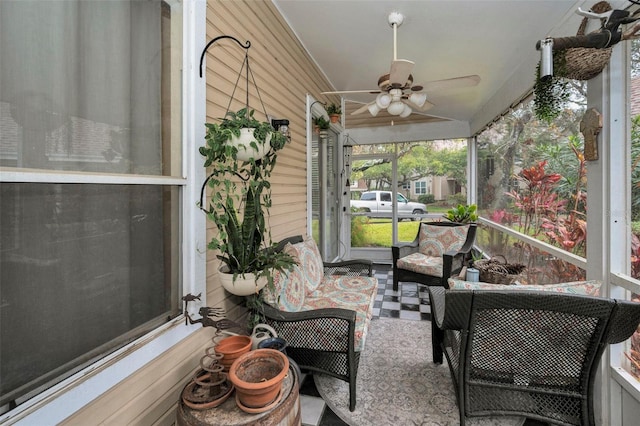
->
xmin=271 ymin=118 xmax=291 ymax=143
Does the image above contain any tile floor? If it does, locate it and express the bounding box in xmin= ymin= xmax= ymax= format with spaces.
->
xmin=298 ymin=264 xmax=548 ymax=426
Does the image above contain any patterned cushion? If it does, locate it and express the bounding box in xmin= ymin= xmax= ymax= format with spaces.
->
xmin=419 ymin=224 xmax=469 ymax=257
xmin=284 ymin=235 xmax=324 ymax=294
xmin=315 ymin=274 xmax=378 ymax=294
xmin=447 ymin=278 xmax=601 ymax=296
xmin=396 ymin=252 xmax=443 ymax=277
xmin=262 ymin=264 xmax=305 ymax=311
xmin=302 ymin=287 xmax=377 ymax=352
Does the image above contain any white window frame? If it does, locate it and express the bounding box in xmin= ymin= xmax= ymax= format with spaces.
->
xmin=0 ymin=1 xmax=206 ymax=423
xmin=606 ymin=34 xmax=640 ymax=424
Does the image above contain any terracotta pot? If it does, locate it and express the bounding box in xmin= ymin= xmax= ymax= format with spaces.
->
xmin=229 ymin=348 xmax=289 ymax=411
xmin=329 ymin=114 xmax=340 ymax=123
xmin=215 ymin=335 xmax=252 ymax=371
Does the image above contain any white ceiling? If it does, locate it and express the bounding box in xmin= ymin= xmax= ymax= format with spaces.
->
xmin=273 ymin=0 xmax=630 ymax=135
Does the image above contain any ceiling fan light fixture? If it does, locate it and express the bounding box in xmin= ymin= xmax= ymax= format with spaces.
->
xmin=389 ymin=88 xmax=403 ymax=101
xmin=376 ymin=93 xmax=391 ymax=109
xmin=408 ymin=92 xmax=427 ymax=108
xmin=387 ymin=101 xmax=405 ymax=116
xmin=368 ymin=103 xmax=381 ymax=117
xmin=399 ymin=104 xmax=412 ymax=117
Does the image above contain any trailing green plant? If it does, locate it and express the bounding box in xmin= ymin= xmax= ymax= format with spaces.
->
xmin=326 ymin=103 xmax=341 ymax=115
xmin=314 ymin=116 xmax=330 ymax=130
xmin=204 ymin=108 xmax=285 ymax=155
xmin=199 ymin=107 xmax=294 ymax=291
xmin=444 ymin=204 xmax=478 ymax=223
xmin=533 ymin=55 xmax=571 ymax=123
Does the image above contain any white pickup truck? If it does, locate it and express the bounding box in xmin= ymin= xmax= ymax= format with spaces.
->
xmin=350 ymin=190 xmax=428 ymax=220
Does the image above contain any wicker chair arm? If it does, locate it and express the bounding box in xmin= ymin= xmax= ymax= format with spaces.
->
xmin=323 ymin=259 xmax=373 ymax=277
xmin=428 ymin=287 xmax=447 ymax=329
xmin=260 ymin=302 xmax=356 ymax=323
xmin=392 ymin=240 xmax=420 ymax=261
xmin=427 ymin=289 xmax=473 ymax=330
xmin=260 ymin=302 xmax=357 ymax=352
xmin=606 ymin=300 xmax=640 ymax=344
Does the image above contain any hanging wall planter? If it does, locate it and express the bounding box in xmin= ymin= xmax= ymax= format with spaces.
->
xmin=198 ymin=35 xmax=295 ymax=298
xmin=218 ymin=264 xmax=268 ymax=296
xmin=230 ymin=128 xmax=271 ymax=161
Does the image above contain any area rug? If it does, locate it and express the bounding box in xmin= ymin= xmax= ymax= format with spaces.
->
xmin=314 ymin=318 xmax=525 ymax=426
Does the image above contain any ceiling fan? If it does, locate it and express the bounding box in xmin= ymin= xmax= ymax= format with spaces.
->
xmin=322 ymin=12 xmax=481 ymax=118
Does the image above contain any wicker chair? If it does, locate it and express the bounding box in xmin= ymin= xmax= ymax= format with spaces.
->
xmin=392 ymin=221 xmax=476 ymax=363
xmin=260 ymin=235 xmax=374 ymax=412
xmin=428 ymin=287 xmax=640 ymax=426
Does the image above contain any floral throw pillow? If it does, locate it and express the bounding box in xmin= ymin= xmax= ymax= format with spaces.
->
xmin=284 ymin=235 xmax=324 ymax=293
xmin=418 ymin=224 xmax=469 ymax=257
xmin=262 ymin=264 xmax=305 ymax=312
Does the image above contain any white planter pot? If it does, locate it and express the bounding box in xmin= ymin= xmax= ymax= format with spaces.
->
xmin=229 ymin=128 xmax=271 ymax=162
xmin=218 ymin=266 xmax=268 ymax=296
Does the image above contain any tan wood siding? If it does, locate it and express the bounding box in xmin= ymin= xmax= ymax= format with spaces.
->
xmin=58 ymin=1 xmax=333 ymax=424
xmin=202 ymin=0 xmax=336 ymax=320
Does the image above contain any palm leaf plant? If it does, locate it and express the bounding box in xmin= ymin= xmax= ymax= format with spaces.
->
xmin=199 ymin=108 xmax=294 ymax=294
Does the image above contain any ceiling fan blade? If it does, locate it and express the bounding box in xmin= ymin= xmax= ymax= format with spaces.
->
xmin=405 ymin=97 xmax=435 ymax=112
xmin=417 ymin=75 xmax=481 ymax=93
xmin=351 ymin=101 xmax=375 ymax=115
xmin=389 ymin=59 xmax=414 ymax=86
xmin=414 ymin=99 xmax=435 ymax=112
xmin=321 ymin=89 xmax=381 ymax=95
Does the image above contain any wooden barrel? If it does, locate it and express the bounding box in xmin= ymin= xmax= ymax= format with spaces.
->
xmin=177 ymin=365 xmax=300 ymax=426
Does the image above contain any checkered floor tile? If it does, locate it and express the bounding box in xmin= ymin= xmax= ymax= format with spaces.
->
xmin=372 ymin=265 xmax=431 ymax=321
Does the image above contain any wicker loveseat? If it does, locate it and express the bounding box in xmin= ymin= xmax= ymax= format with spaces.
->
xmin=259 ymin=235 xmax=378 ymax=411
xmin=428 ymin=283 xmax=640 ymax=426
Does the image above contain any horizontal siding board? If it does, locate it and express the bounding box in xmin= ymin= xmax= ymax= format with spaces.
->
xmin=62 ymin=329 xmax=211 ymax=425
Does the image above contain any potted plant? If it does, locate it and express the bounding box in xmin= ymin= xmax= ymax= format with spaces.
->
xmin=326 ymin=103 xmax=341 ymax=123
xmin=199 ymin=107 xmax=295 ymax=296
xmin=203 ymin=108 xmax=276 ymax=162
xmin=228 ymin=348 xmax=289 ymax=413
xmin=444 ymin=203 xmax=478 ymax=224
xmin=533 ymin=57 xmax=571 ymax=123
xmin=313 ymin=116 xmax=330 ymax=133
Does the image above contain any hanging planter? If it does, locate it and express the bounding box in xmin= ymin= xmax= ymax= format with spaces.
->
xmin=205 ymin=108 xmax=278 ymax=163
xmin=533 ymin=1 xmax=613 ymax=123
xmin=533 ymin=56 xmax=571 ymax=123
xmin=218 ymin=264 xmax=268 ymax=296
xmin=326 ymin=103 xmax=341 ymax=123
xmin=198 ymin=35 xmax=295 ymax=299
xmin=229 ymin=128 xmax=271 ymax=161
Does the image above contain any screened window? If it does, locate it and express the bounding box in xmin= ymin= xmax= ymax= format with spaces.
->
xmin=0 ymin=0 xmax=183 ymax=408
xmin=415 ymin=181 xmax=427 ymax=194
xmin=475 ymin=84 xmax=587 ymax=284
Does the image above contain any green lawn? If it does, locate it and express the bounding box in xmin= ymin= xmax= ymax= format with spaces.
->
xmin=352 ymin=218 xmax=421 ymax=247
